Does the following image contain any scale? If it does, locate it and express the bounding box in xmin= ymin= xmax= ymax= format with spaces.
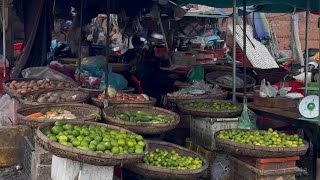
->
xmin=299 ymin=95 xmax=319 ymax=119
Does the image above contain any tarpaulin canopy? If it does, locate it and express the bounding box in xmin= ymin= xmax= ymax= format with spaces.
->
xmin=172 ymin=0 xmax=320 ymax=12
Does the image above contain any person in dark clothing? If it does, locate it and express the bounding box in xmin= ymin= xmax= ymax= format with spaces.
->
xmin=121 ymin=36 xmax=144 ymax=64
xmin=135 ymin=47 xmax=187 ymax=106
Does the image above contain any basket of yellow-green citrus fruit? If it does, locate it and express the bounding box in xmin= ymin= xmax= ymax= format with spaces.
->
xmin=36 ymin=120 xmax=148 ymax=166
xmin=215 ymin=128 xmax=309 ymax=158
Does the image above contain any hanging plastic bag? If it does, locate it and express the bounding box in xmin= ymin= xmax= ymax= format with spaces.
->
xmin=259 ymin=79 xmax=278 ymax=97
xmin=0 ymin=95 xmax=19 ymax=126
xmin=238 ymin=98 xmax=257 ymax=129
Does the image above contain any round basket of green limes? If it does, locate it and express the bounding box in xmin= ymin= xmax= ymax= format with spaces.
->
xmin=36 ymin=121 xmax=148 ymax=166
xmin=126 ymin=140 xmax=208 ymax=179
xmin=178 ymin=99 xmax=242 ymax=117
xmin=215 ymin=128 xmax=309 ymax=158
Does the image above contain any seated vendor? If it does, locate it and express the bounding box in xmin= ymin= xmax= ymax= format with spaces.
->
xmin=135 ymin=47 xmax=187 ymax=106
xmin=121 ymin=36 xmax=144 ymax=65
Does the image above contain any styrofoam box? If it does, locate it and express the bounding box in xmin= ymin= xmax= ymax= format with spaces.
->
xmin=190 ymin=117 xmax=239 ymax=151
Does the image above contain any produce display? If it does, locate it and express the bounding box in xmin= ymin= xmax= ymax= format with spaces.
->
xmin=26 ymin=109 xmax=76 ymax=120
xmin=114 ymin=111 xmax=175 ymax=123
xmin=46 ymin=121 xmax=146 ymax=154
xmin=7 ymin=79 xmax=73 ymax=95
xmin=97 ymin=92 xmax=150 ymax=102
xmin=217 ymin=128 xmax=305 ymax=147
xmin=184 ymin=101 xmax=240 ymax=110
xmin=23 ymin=90 xmax=85 ymax=103
xmin=142 ymin=148 xmax=203 ymax=170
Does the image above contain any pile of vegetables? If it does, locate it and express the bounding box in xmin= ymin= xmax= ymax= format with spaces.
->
xmin=184 ymin=102 xmax=240 ymax=110
xmin=26 ymin=109 xmax=76 ymax=120
xmin=114 ymin=111 xmax=175 ymax=123
xmin=46 ymin=121 xmax=146 ymax=154
xmin=143 ymin=148 xmax=203 ymax=170
xmin=23 ymin=91 xmax=85 ymax=103
xmin=7 ymin=79 xmax=72 ymax=95
xmin=98 ymin=92 xmax=149 ymax=102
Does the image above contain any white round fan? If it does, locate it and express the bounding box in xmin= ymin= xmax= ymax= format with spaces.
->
xmin=298 ymin=95 xmax=319 ymax=118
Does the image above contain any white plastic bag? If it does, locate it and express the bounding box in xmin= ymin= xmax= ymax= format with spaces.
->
xmin=259 ymin=79 xmax=278 ymax=98
xmin=0 ymin=95 xmax=19 ymax=126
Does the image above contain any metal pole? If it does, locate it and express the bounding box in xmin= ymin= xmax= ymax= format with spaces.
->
xmin=104 ymin=0 xmax=111 ymax=104
xmin=304 ymin=0 xmax=310 ymax=94
xmin=232 ymin=0 xmax=237 ymax=102
xmin=243 ymin=0 xmax=247 ymax=96
xmin=77 ymin=0 xmax=84 ymax=83
xmin=2 ymin=0 xmax=6 ymax=78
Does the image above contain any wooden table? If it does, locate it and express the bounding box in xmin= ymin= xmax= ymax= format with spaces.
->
xmin=248 ymin=103 xmax=319 ymax=180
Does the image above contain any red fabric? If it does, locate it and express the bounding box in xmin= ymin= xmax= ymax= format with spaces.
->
xmin=131 ymin=75 xmax=143 ymax=94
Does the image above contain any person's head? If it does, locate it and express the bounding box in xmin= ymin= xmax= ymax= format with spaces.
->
xmin=132 ymin=36 xmax=143 ymax=49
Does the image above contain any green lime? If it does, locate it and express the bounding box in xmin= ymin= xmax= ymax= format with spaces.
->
xmin=111 ymin=147 xmax=120 ymax=154
xmin=54 ymin=121 xmax=63 ymax=126
xmin=94 ymin=136 xmax=103 ymax=143
xmin=120 ymin=129 xmax=127 ymax=134
xmin=135 ymin=135 xmax=143 ymax=141
xmin=96 ymin=143 xmax=106 ymax=151
xmin=71 ymin=140 xmax=81 ymax=147
xmin=83 ymin=136 xmax=92 ymax=142
xmin=135 ymin=149 xmax=143 ymax=154
xmin=80 ymin=140 xmax=90 ymax=147
xmin=104 ymin=142 xmax=112 ymax=150
xmin=58 ymin=135 xmax=68 ymax=142
xmin=76 ymin=135 xmax=84 ymax=142
xmin=90 ymin=140 xmax=99 ymax=146
xmin=52 ymin=126 xmax=64 ymax=135
xmin=127 ymin=141 xmax=134 ymax=148
xmin=49 ymin=136 xmax=58 ymax=142
xmin=111 ymin=140 xmax=118 ymax=147
xmin=138 ymin=141 xmax=145 ymax=147
xmin=72 ymin=130 xmax=80 ymax=137
xmin=78 ymin=146 xmax=89 ymax=151
xmin=117 ymin=139 xmax=126 ymax=147
xmin=89 ymin=144 xmax=97 ymax=151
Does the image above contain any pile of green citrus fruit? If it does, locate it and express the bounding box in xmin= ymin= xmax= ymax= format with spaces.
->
xmin=184 ymin=102 xmax=240 ymax=110
xmin=142 ymin=148 xmax=203 ymax=170
xmin=46 ymin=121 xmax=146 ymax=154
xmin=217 ymin=128 xmax=305 ymax=147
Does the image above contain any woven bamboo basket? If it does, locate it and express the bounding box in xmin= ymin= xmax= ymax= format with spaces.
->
xmin=126 ymin=140 xmax=208 ymax=180
xmin=214 ymin=130 xmax=309 ymax=158
xmin=102 ymin=104 xmax=180 ymax=134
xmin=18 ymin=89 xmax=90 ymax=106
xmin=205 ymin=71 xmax=256 ymax=91
xmin=3 ymin=78 xmax=78 ymax=98
xmin=178 ymin=99 xmax=242 ymax=118
xmin=166 ymin=91 xmax=228 ymax=104
xmin=17 ymin=103 xmax=101 ymax=128
xmin=36 ymin=121 xmax=148 ymax=166
xmin=91 ymin=96 xmax=157 ymax=108
xmin=110 ymin=63 xmax=132 ymax=73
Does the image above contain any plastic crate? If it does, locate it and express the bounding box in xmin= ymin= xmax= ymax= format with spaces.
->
xmin=190 ymin=117 xmax=239 ymax=151
xmin=22 ymin=136 xmax=35 ymax=180
xmin=230 ymin=156 xmax=298 ymax=180
xmin=236 ymin=156 xmax=299 ymax=171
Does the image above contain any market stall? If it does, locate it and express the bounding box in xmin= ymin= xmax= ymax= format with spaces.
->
xmin=1 ymin=0 xmax=320 ymax=180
